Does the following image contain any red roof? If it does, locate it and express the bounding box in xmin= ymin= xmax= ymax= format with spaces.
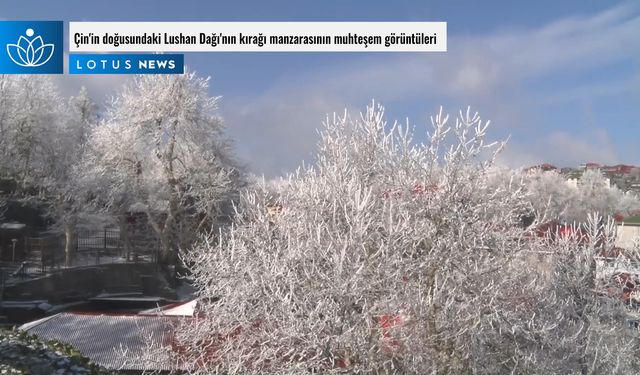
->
xmin=614 ymin=165 xmax=634 ymax=174
xmin=525 ymin=163 xmax=557 ymax=172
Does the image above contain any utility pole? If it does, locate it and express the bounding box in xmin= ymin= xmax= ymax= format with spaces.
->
xmin=11 ymin=238 xmax=17 ymax=263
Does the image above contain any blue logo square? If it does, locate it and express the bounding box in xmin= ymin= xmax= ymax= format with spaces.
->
xmin=0 ymin=21 xmax=63 ymax=74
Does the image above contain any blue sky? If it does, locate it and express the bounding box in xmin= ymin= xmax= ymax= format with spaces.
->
xmin=2 ymin=0 xmax=639 ymax=176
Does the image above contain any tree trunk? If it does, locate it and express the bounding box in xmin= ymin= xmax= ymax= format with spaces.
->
xmin=159 ymin=232 xmax=175 ymax=265
xmin=118 ymin=214 xmax=135 ymax=262
xmin=64 ymin=222 xmax=76 ymax=266
xmin=160 ymin=191 xmax=181 ymax=266
xmin=144 ymin=206 xmax=173 ymax=265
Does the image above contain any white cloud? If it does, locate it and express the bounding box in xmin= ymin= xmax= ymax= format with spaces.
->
xmin=222 ymin=91 xmax=357 ymax=176
xmin=485 ymin=3 xmax=639 ymax=78
xmin=52 ymin=74 xmax=129 ymax=103
xmin=43 ymin=4 xmax=638 ymax=176
xmin=498 ymin=129 xmax=620 ymax=169
xmin=52 ymin=52 xmax=131 ymax=103
xmin=222 ymin=3 xmax=639 ymax=176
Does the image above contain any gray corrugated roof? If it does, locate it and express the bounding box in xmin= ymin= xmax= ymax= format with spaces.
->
xmin=20 ymin=312 xmax=184 ymax=371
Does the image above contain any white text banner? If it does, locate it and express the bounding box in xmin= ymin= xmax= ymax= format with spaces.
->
xmin=69 ymin=22 xmax=447 ymax=52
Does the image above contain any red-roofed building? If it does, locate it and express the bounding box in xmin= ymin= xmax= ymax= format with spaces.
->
xmin=606 ymin=164 xmax=634 ymax=175
xmin=585 ymin=162 xmax=601 ymax=169
xmin=524 ymin=163 xmax=558 ymax=174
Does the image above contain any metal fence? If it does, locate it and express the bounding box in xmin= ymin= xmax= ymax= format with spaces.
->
xmin=77 ymin=228 xmax=122 ymax=257
xmin=20 ymin=229 xmax=158 ymax=273
xmin=0 ymin=227 xmax=161 ymax=281
xmin=26 ymin=235 xmax=64 ymax=271
xmin=76 ymin=228 xmax=159 ymax=265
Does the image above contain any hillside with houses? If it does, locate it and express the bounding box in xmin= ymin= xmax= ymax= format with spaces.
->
xmin=528 ymin=163 xmax=640 ymax=193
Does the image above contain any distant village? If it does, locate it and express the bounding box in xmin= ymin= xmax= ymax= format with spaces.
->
xmin=527 ymin=162 xmax=640 ymax=194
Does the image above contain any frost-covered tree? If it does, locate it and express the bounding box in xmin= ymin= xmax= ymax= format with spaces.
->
xmin=0 ymin=75 xmax=63 ymax=190
xmin=83 ymin=73 xmax=242 ymax=265
xmin=526 ymin=169 xmax=640 ymax=224
xmin=162 ymin=104 xmax=640 ymax=375
xmin=524 ymin=169 xmax=577 ymax=222
xmin=0 ymin=78 xmax=99 ymax=264
xmin=65 ymin=87 xmax=98 ymax=149
xmin=43 ymin=87 xmax=98 ymax=265
xmin=573 ymin=169 xmax=639 ymax=220
xmin=0 ymin=75 xmax=18 ymax=175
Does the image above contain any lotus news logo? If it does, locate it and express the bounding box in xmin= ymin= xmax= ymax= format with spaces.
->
xmin=0 ymin=21 xmax=63 ymax=74
xmin=7 ymin=28 xmax=55 ymax=67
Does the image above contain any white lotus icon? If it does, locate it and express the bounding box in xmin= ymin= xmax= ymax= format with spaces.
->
xmin=6 ymin=28 xmax=55 ymax=67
